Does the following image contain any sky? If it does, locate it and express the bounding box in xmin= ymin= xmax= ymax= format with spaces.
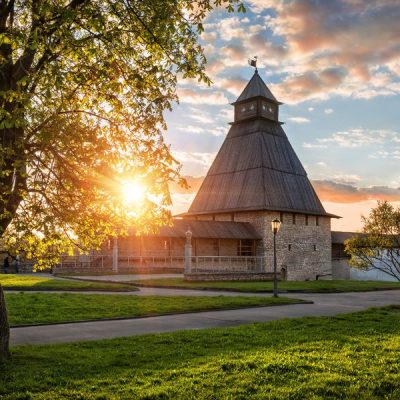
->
xmin=164 ymin=0 xmax=400 ymax=232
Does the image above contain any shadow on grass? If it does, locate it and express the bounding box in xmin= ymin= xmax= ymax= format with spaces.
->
xmin=0 ymin=306 xmax=399 ymax=399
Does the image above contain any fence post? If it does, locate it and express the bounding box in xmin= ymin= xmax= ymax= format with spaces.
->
xmin=184 ymin=229 xmax=192 ymax=274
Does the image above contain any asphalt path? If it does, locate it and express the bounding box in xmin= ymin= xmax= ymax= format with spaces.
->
xmin=9 ymin=289 xmax=400 ymax=346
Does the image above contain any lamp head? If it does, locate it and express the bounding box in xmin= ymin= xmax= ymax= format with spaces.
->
xmin=271 ymin=219 xmax=281 ymax=234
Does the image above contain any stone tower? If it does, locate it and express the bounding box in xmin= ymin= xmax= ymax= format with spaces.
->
xmin=184 ymin=70 xmax=337 ymax=280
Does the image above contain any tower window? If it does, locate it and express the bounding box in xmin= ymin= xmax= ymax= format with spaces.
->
xmin=288 ymin=244 xmax=292 ymax=251
xmin=313 ymin=244 xmax=317 ymax=251
xmin=280 ymin=212 xmax=284 ymax=223
xmin=316 ymin=216 xmax=320 ymax=226
xmin=305 ymin=215 xmax=309 ymax=226
xmin=292 ymin=214 xmax=296 ymax=225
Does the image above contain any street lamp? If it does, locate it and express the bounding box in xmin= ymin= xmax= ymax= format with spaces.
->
xmin=271 ymin=218 xmax=281 ymax=297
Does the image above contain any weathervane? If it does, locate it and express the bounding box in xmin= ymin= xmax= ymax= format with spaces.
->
xmin=248 ymin=56 xmax=258 ymax=71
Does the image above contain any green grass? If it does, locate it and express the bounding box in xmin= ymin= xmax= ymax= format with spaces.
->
xmin=132 ymin=277 xmax=400 ymax=292
xmin=1 ymin=306 xmax=400 ymax=399
xmin=4 ymin=292 xmax=302 ymax=326
xmin=0 ymin=274 xmax=138 ymax=292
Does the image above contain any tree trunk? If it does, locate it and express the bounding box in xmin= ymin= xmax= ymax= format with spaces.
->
xmin=0 ymin=283 xmax=10 ymax=362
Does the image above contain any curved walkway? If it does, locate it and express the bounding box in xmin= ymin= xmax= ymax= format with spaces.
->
xmin=10 ymin=289 xmax=400 ymax=346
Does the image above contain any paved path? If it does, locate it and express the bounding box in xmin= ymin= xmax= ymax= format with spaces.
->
xmin=10 ymin=289 xmax=400 ymax=346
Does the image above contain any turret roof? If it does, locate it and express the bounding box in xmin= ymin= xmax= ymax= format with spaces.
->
xmin=185 ymin=71 xmax=336 ymax=218
xmin=234 ymin=70 xmax=279 ymax=104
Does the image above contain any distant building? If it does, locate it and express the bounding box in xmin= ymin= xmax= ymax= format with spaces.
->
xmin=57 ymin=70 xmax=340 ymax=280
xmin=331 ymin=231 xmax=400 ymax=282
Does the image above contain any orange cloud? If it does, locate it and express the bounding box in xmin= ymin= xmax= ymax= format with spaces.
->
xmin=170 ymin=176 xmax=400 ymax=205
xmin=312 ymin=180 xmax=400 ymax=203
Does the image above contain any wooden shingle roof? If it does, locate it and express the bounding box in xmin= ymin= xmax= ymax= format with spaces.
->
xmin=233 ymin=70 xmax=279 ymax=104
xmin=145 ymin=219 xmax=261 ymax=240
xmin=186 ymin=71 xmax=335 ymax=218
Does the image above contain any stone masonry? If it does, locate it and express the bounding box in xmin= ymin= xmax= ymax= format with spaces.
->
xmin=191 ymin=211 xmax=332 ymax=281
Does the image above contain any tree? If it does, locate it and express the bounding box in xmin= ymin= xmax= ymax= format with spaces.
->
xmin=345 ymin=201 xmax=400 ymax=281
xmin=0 ymin=0 xmax=244 ymax=361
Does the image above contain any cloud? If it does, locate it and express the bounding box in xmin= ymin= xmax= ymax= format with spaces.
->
xmin=305 ymin=128 xmax=400 ymax=148
xmin=324 ymin=108 xmax=334 ymax=114
xmin=369 ymin=149 xmax=400 ymax=159
xmin=272 ymin=68 xmax=347 ymax=103
xmin=216 ymin=76 xmax=248 ymax=96
xmin=332 ymin=174 xmax=362 ymax=185
xmin=312 ymin=180 xmax=400 ymax=203
xmin=188 ymin=109 xmax=215 ymax=124
xmin=175 ymin=125 xmax=206 ymax=134
xmin=177 ymin=88 xmax=228 ymax=105
xmin=287 ymin=117 xmax=310 ymax=124
xmin=201 ymin=0 xmax=400 ymax=103
xmin=302 ymin=143 xmax=328 ymax=149
xmin=172 ymin=152 xmax=217 ymax=175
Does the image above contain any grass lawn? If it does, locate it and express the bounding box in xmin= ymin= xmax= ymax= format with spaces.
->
xmin=131 ymin=277 xmax=400 ymax=293
xmin=4 ymin=292 xmax=303 ymax=326
xmin=1 ymin=306 xmax=399 ymax=399
xmin=0 ymin=274 xmax=138 ymax=292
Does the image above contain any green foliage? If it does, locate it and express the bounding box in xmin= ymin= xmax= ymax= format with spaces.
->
xmin=131 ymin=277 xmax=400 ymax=292
xmin=5 ymin=292 xmax=302 ymax=326
xmin=0 ymin=274 xmax=137 ymax=291
xmin=1 ymin=306 xmax=400 ymax=399
xmin=0 ymin=0 xmax=244 ymax=267
xmin=345 ymin=201 xmax=400 ymax=281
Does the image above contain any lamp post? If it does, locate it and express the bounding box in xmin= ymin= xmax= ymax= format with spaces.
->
xmin=185 ymin=228 xmax=192 ymax=274
xmin=271 ymin=218 xmax=281 ymax=297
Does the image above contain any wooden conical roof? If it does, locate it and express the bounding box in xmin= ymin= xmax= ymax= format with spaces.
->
xmin=186 ymin=71 xmax=331 ymax=217
xmin=233 ymin=69 xmax=278 ymax=104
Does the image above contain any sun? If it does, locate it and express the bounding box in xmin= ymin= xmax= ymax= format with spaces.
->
xmin=122 ymin=180 xmax=146 ymax=205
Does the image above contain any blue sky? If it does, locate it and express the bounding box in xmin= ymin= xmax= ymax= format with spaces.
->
xmin=164 ymin=0 xmax=400 ymax=231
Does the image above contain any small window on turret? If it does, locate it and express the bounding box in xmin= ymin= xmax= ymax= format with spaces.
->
xmin=313 ymin=244 xmax=317 ymax=251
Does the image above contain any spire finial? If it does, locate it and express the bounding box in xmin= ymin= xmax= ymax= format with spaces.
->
xmin=248 ymin=56 xmax=258 ymax=72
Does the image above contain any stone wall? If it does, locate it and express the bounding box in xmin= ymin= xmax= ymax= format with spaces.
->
xmin=211 ymin=211 xmax=332 ymax=281
xmin=331 ymin=259 xmax=351 ymax=280
xmin=103 ymin=210 xmax=333 ymax=281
